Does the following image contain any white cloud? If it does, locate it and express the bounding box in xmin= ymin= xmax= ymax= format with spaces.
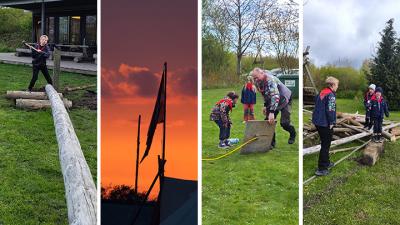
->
xmin=304 ymin=0 xmax=400 ymax=68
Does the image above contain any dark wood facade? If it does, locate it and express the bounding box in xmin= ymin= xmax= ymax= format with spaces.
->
xmin=0 ymin=0 xmax=97 ymax=48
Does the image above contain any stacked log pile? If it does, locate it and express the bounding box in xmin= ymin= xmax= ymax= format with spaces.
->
xmin=6 ymin=90 xmax=72 ymax=110
xmin=303 ymin=110 xmax=400 ymax=165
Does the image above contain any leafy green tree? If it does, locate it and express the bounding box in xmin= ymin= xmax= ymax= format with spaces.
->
xmin=368 ymin=19 xmax=400 ymax=109
xmin=0 ymin=7 xmax=31 ymax=52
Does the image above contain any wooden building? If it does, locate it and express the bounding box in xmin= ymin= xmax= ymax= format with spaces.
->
xmin=0 ymin=0 xmax=97 ymax=59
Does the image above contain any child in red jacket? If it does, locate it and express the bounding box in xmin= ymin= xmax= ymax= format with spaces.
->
xmin=210 ymin=91 xmax=239 ymax=148
xmin=241 ymin=76 xmax=257 ymax=121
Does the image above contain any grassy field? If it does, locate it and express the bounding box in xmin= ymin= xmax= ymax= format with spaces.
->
xmin=0 ymin=63 xmax=97 ymax=224
xmin=304 ymin=99 xmax=400 ymax=224
xmin=202 ymin=87 xmax=299 ymax=225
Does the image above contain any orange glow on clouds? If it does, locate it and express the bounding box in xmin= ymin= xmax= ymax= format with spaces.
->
xmin=101 ymin=64 xmax=197 ymax=196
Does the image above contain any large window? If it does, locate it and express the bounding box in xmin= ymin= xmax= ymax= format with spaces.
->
xmin=70 ymin=16 xmax=81 ymax=45
xmin=59 ymin=16 xmax=69 ymax=44
xmin=46 ymin=17 xmax=55 ymax=43
xmin=85 ymin=15 xmax=97 ymax=46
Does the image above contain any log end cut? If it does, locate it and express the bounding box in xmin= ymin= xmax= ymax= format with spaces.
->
xmin=361 ymin=141 xmax=385 ymax=166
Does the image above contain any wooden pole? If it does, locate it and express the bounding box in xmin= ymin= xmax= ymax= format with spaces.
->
xmin=45 ymin=84 xmax=96 ymax=225
xmin=131 ymin=157 xmax=165 ymax=225
xmin=52 ymin=47 xmax=61 ymax=91
xmin=64 ymin=84 xmax=96 ymax=92
xmin=135 ymin=115 xmax=141 ymax=194
xmin=6 ymin=91 xmax=63 ymax=100
xmin=16 ymin=98 xmax=72 ymax=110
xmin=41 ymin=0 xmax=45 ymax=35
xmin=158 ymin=62 xmax=167 ymax=224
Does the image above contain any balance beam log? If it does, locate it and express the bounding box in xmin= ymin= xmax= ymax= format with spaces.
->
xmin=360 ymin=141 xmax=385 ymax=166
xmin=6 ymin=91 xmax=63 ymax=100
xmin=16 ymin=99 xmax=72 ymax=110
xmin=45 ymin=84 xmax=96 ymax=225
xmin=303 ymin=122 xmax=400 ymax=155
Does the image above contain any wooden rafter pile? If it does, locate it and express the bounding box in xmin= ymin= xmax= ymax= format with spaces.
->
xmin=303 ymin=110 xmax=400 ymax=156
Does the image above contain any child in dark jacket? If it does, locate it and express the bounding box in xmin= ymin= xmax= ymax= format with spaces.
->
xmin=370 ymin=87 xmax=389 ymax=142
xmin=210 ymin=91 xmax=239 ymax=148
xmin=28 ymin=35 xmax=53 ymax=91
xmin=241 ymin=76 xmax=257 ymax=121
xmin=364 ymin=84 xmax=376 ymax=129
xmin=312 ymin=76 xmax=338 ymax=176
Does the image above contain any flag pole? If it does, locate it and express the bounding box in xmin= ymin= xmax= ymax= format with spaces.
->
xmin=130 ymin=156 xmax=165 ymax=225
xmin=162 ymin=62 xmax=167 ymax=162
xmin=157 ymin=62 xmax=167 ymax=224
xmin=135 ymin=114 xmax=141 ymax=194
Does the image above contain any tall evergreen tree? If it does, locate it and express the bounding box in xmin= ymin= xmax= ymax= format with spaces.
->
xmin=368 ymin=18 xmax=400 ymax=109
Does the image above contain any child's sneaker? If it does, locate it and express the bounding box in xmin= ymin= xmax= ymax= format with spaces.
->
xmin=224 ymin=140 xmax=233 ymax=148
xmin=378 ymin=134 xmax=384 ymax=142
xmin=218 ymin=142 xmax=228 ymax=149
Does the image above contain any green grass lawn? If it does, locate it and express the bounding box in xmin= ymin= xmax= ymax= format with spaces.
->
xmin=202 ymin=87 xmax=299 ymax=225
xmin=304 ymin=99 xmax=400 ymax=225
xmin=0 ymin=63 xmax=97 ymax=224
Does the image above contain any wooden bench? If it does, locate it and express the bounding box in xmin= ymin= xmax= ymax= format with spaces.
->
xmin=15 ymin=48 xmax=31 ymax=56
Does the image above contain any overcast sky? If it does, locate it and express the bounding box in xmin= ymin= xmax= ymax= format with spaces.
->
xmin=304 ymin=0 xmax=400 ymax=68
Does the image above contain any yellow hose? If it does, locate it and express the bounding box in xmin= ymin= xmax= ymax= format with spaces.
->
xmin=202 ymin=137 xmax=258 ymax=161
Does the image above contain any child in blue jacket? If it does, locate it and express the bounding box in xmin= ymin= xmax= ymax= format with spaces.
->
xmin=312 ymin=76 xmax=338 ymax=176
xmin=28 ymin=35 xmax=53 ymax=91
xmin=370 ymin=87 xmax=389 ymax=142
xmin=241 ymin=76 xmax=257 ymax=121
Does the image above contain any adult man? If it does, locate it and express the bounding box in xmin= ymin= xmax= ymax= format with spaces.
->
xmin=251 ymin=68 xmax=296 ymax=147
xmin=312 ymin=76 xmax=338 ymax=176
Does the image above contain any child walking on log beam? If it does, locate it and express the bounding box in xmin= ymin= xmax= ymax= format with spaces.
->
xmin=312 ymin=76 xmax=338 ymax=176
xmin=28 ymin=35 xmax=53 ymax=91
xmin=364 ymin=84 xmax=376 ymax=129
xmin=210 ymin=91 xmax=239 ymax=149
xmin=370 ymin=87 xmax=389 ymax=143
xmin=241 ymin=76 xmax=257 ymax=122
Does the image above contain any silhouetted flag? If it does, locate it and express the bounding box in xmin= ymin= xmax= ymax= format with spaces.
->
xmin=140 ymin=68 xmax=166 ymax=163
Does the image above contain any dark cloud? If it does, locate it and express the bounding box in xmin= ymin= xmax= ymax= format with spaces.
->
xmin=304 ymin=0 xmax=400 ymax=68
xmin=169 ymin=67 xmax=198 ymax=97
xmin=118 ymin=64 xmax=159 ymax=97
xmin=101 ymin=65 xmax=198 ymax=99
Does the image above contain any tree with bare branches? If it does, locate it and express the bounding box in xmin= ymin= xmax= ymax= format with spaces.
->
xmin=205 ymin=0 xmax=276 ymax=76
xmin=263 ymin=1 xmax=299 ymax=74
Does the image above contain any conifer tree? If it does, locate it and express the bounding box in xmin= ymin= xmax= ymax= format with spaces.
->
xmin=368 ymin=18 xmax=400 ymax=109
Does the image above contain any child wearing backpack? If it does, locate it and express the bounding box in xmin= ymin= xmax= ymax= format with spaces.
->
xmin=210 ymin=91 xmax=239 ymax=148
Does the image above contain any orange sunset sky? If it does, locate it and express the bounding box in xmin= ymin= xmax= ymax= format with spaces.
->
xmin=101 ymin=0 xmax=198 ymax=194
